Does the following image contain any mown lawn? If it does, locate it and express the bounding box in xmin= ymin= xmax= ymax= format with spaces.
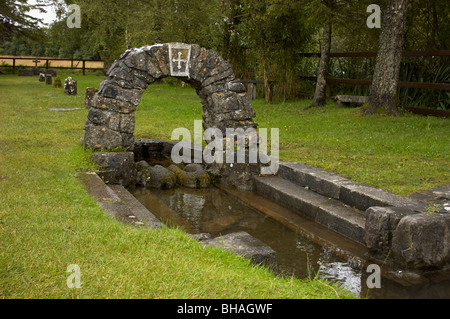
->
xmin=136 ymin=79 xmax=449 ymax=197
xmin=0 ymin=73 xmax=354 ymax=299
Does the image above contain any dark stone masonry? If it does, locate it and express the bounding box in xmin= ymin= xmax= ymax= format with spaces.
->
xmin=82 ymin=43 xmax=257 ymax=151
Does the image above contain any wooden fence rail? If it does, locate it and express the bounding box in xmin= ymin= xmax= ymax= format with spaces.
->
xmin=299 ymin=76 xmax=450 ymax=91
xmin=297 ymin=50 xmax=450 ymax=91
xmin=0 ymin=56 xmax=104 ymax=75
xmin=298 ymin=50 xmax=450 ymax=58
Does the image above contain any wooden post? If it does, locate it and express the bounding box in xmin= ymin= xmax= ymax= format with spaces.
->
xmin=46 ymin=59 xmax=49 ymax=69
xmin=247 ymin=82 xmax=257 ymax=100
xmin=82 ymin=60 xmax=86 ymax=75
xmin=12 ymin=58 xmax=16 ymax=74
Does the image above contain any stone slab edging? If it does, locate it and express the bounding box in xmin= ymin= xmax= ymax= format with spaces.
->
xmin=253 ymin=175 xmax=366 ymax=244
xmin=77 ymin=171 xmax=162 ymax=228
xmin=278 ymin=161 xmax=427 ymax=212
xmin=77 ymin=171 xmax=279 ymax=269
xmin=274 ymin=161 xmax=449 ymax=273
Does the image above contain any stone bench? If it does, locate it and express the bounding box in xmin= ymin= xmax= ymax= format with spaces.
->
xmin=333 ymin=95 xmax=368 ymax=107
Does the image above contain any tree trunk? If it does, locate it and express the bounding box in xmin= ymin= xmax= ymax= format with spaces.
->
xmin=263 ymin=58 xmax=273 ymax=103
xmin=308 ymin=21 xmax=332 ymax=108
xmin=366 ymin=0 xmax=409 ymax=116
xmin=103 ymin=47 xmax=111 ymax=75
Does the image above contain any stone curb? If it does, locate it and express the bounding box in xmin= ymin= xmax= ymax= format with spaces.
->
xmin=254 ymin=175 xmax=366 ymax=244
xmin=279 ymin=161 xmax=426 ymax=212
xmin=77 ymin=171 xmax=162 ymax=228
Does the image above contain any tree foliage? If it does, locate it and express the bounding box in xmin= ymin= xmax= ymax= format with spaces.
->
xmin=0 ymin=0 xmax=48 ymax=41
xmin=1 ymin=0 xmax=448 ymax=108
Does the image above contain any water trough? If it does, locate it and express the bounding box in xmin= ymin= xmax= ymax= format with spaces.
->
xmin=80 ymin=138 xmax=450 ymax=299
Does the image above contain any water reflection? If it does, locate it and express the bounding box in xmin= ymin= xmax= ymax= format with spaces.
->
xmin=131 ymin=186 xmax=362 ymax=296
xmin=131 ymin=186 xmax=450 ymax=298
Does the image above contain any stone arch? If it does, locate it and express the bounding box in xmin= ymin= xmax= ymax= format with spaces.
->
xmin=83 ymin=43 xmax=257 ymax=150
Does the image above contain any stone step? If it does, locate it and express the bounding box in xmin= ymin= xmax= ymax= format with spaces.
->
xmin=254 ymin=175 xmax=366 ymax=244
xmin=219 ymin=186 xmax=367 ymax=266
xmin=278 ymin=161 xmax=425 ymax=212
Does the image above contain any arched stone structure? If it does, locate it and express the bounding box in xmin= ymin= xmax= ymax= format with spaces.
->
xmin=83 ymin=43 xmax=257 ymax=150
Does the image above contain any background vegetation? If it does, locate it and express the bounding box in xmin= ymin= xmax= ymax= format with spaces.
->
xmin=1 ymin=0 xmax=449 ymax=108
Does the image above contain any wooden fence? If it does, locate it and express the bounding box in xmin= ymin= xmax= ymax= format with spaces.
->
xmin=0 ymin=56 xmax=104 ymax=75
xmin=297 ymin=50 xmax=450 ymax=91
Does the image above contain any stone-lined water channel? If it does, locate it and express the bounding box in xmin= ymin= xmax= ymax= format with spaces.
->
xmin=131 ymin=186 xmax=364 ymax=296
xmin=129 ymin=185 xmax=450 ymax=299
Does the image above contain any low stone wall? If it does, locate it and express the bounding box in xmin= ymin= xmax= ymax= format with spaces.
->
xmin=18 ymin=68 xmax=57 ymax=77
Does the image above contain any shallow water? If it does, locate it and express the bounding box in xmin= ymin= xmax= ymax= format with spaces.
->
xmin=131 ymin=186 xmax=363 ymax=296
xmin=130 ymin=186 xmax=450 ymax=298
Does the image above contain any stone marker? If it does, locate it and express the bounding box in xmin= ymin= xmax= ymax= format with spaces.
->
xmin=54 ymin=77 xmax=62 ymax=88
xmin=64 ymin=77 xmax=77 ymax=95
xmin=45 ymin=74 xmax=52 ymax=85
xmin=39 ymin=73 xmax=45 ymax=82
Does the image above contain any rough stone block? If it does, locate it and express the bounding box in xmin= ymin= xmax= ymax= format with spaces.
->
xmin=365 ymin=206 xmax=450 ymax=272
xmin=147 ymin=165 xmax=176 ymax=189
xmin=225 ymin=80 xmax=246 ymax=93
xmin=89 ymin=151 xmax=137 ymax=187
xmin=85 ymin=87 xmax=98 ymax=109
xmin=202 ymin=231 xmax=277 ymax=270
xmin=364 ymin=206 xmax=418 ymax=261
xmin=392 ymin=213 xmax=450 ymax=270
xmin=168 ymin=164 xmax=210 ymax=188
xmin=83 ymin=122 xmax=124 ymax=150
xmin=93 ymin=94 xmax=136 ymax=114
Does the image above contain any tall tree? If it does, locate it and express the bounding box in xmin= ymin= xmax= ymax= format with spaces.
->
xmin=366 ymin=0 xmax=409 ymax=116
xmin=0 ymin=0 xmax=47 ymax=42
xmin=307 ymin=0 xmax=349 ymax=108
xmin=307 ymin=20 xmax=332 ymax=108
xmin=242 ymin=0 xmax=313 ymax=102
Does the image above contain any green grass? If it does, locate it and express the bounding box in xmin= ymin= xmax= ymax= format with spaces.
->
xmin=135 ymin=82 xmax=449 ymax=196
xmin=0 ymin=74 xmax=354 ymax=298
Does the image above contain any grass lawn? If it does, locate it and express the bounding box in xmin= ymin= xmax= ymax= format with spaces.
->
xmin=135 ymin=81 xmax=449 ymax=197
xmin=0 ymin=73 xmax=354 ymax=299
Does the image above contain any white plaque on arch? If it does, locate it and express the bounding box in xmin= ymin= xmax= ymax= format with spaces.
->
xmin=168 ymin=43 xmax=191 ymax=78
